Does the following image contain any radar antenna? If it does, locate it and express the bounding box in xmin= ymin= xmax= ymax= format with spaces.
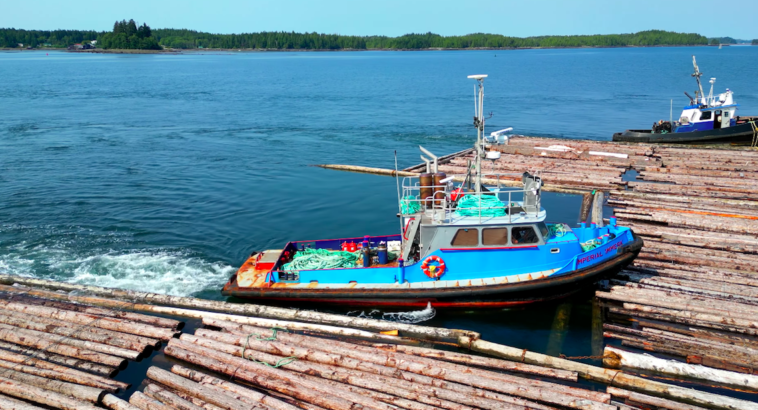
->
xmin=691 ymin=56 xmax=705 ymax=105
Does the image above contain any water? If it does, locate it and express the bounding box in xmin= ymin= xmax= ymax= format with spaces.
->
xmin=1 ymin=46 xmax=758 ymax=367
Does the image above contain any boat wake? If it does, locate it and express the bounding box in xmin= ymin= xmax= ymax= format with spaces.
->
xmin=348 ymin=302 xmax=436 ymax=324
xmin=0 ymin=246 xmax=234 ymax=297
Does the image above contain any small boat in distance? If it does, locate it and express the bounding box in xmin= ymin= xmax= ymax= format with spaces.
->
xmin=613 ymin=56 xmax=758 ymax=144
xmin=223 ymin=75 xmax=643 ymax=307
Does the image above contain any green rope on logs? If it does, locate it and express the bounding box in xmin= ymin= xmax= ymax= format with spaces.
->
xmin=242 ymin=328 xmax=298 ymax=368
xmin=454 ymin=194 xmax=507 ymax=217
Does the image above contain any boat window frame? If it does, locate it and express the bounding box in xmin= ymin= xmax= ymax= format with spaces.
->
xmin=700 ymin=110 xmax=712 ymax=121
xmin=510 ymin=225 xmax=541 ymax=246
xmin=450 ymin=227 xmax=480 ymax=247
xmin=481 ymin=227 xmax=509 ymax=246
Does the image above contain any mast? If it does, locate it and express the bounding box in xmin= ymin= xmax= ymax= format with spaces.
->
xmin=691 ymin=56 xmax=705 ymax=105
xmin=468 ymin=74 xmax=487 ymax=194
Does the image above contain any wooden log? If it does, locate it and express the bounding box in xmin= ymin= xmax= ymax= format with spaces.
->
xmin=0 ymin=340 xmax=117 ymax=376
xmin=0 ymin=313 xmax=149 ymax=354
xmin=128 ymin=391 xmax=176 ymax=410
xmin=0 ymin=308 xmax=160 ymax=349
xmin=0 ymin=367 xmax=106 ymax=403
xmin=614 ymin=211 xmax=758 ymax=235
xmin=610 ymin=190 xmax=758 ymax=212
xmin=0 ymin=357 xmax=121 ymax=391
xmin=150 ymin=377 xmax=273 ymax=410
xmin=591 ymin=191 xmax=605 ymax=227
xmin=0 ymin=393 xmax=46 ymax=410
xmin=315 ymin=164 xmax=418 ymax=177
xmin=546 ymin=302 xmax=572 ymax=356
xmin=459 ymin=336 xmax=758 ymax=410
xmin=372 ymin=343 xmax=577 ymax=381
xmin=0 ymin=278 xmax=476 ymax=343
xmin=144 ymin=384 xmax=205 ymax=410
xmin=294 ymin=371 xmax=476 ymax=410
xmin=604 ymin=346 xmax=758 ymax=392
xmin=161 ymin=348 xmax=375 ymax=410
xmin=606 ymin=387 xmax=707 ymax=410
xmin=147 ymin=366 xmax=282 ymax=410
xmin=0 ymin=298 xmax=177 ymax=341
xmin=0 ymin=344 xmax=127 ymax=389
xmin=0 ymin=323 xmax=140 ymax=360
xmin=102 ymin=394 xmax=143 ymax=410
xmin=167 ymin=342 xmax=554 ymax=410
xmin=178 ymin=334 xmax=611 ymax=409
xmin=170 ymin=365 xmax=301 ymax=410
xmin=0 ymin=289 xmax=182 ymax=329
xmin=163 ymin=388 xmax=226 ymax=410
xmin=607 ymin=306 xmax=758 ymax=337
xmin=599 ymin=289 xmax=758 ymax=322
xmin=580 ymin=192 xmax=593 ymax=222
xmin=0 ymin=325 xmax=127 ymax=368
xmin=0 ymin=375 xmax=101 ymax=410
xmin=254 ymin=389 xmax=326 ymax=410
xmin=633 ymin=317 xmax=758 ymax=349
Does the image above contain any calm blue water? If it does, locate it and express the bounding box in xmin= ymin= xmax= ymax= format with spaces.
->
xmin=1 ymin=46 xmax=758 ymax=364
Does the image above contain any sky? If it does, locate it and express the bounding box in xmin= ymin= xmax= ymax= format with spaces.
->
xmin=2 ymin=0 xmax=755 ymax=40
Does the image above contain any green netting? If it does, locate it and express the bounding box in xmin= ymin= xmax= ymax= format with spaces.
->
xmin=581 ymin=239 xmax=603 ymax=252
xmin=401 ymin=195 xmax=422 ymax=214
xmin=455 ymin=194 xmax=507 ymax=217
xmin=548 ymin=223 xmax=568 ymax=238
xmin=282 ymin=248 xmax=361 ymax=270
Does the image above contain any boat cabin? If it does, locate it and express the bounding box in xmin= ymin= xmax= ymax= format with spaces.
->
xmin=676 ymin=88 xmax=737 ymax=133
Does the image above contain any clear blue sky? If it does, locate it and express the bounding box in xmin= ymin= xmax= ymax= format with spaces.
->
xmin=2 ymin=0 xmax=755 ymax=39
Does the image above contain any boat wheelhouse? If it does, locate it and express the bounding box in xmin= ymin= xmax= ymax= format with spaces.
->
xmin=613 ymin=56 xmax=758 ymax=144
xmin=223 ymin=75 xmax=643 ymax=307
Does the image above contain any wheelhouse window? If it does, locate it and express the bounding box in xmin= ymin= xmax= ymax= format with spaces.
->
xmin=536 ymin=222 xmax=549 ymax=238
xmin=511 ymin=226 xmax=539 ymax=245
xmin=451 ymin=228 xmax=479 ymax=247
xmin=700 ymin=111 xmax=712 ymax=120
xmin=482 ymin=228 xmax=508 ymax=246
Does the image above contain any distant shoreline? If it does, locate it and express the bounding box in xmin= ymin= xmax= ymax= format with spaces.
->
xmin=1 ymin=44 xmax=724 ymax=54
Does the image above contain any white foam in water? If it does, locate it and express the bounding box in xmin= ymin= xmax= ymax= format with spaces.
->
xmin=349 ymin=302 xmax=436 ymax=324
xmin=60 ymin=251 xmax=234 ymax=296
xmin=0 ymin=247 xmax=234 ymax=297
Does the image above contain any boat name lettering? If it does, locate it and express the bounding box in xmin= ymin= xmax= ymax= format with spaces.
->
xmin=577 ymin=239 xmax=623 ymax=266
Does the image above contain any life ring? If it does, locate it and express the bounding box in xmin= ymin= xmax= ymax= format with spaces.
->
xmin=421 ymin=255 xmax=446 ymax=279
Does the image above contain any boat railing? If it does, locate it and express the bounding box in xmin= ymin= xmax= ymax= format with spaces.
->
xmin=399 ymin=173 xmax=541 ymax=224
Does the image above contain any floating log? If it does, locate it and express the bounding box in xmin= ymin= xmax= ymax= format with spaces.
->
xmin=0 ymin=394 xmax=46 ymax=410
xmin=580 ymin=192 xmax=593 ymax=222
xmin=102 ymin=394 xmax=143 ymax=410
xmin=0 ymin=375 xmax=101 ymax=410
xmin=373 ymin=343 xmax=577 ymax=381
xmin=143 ymin=384 xmax=205 ymax=410
xmin=161 ymin=348 xmax=371 ymax=410
xmin=0 ymin=298 xmax=177 ymax=341
xmin=0 ymin=312 xmax=149 ymax=354
xmin=170 ymin=365 xmax=298 ymax=410
xmin=315 ymin=164 xmax=418 ymax=177
xmin=147 ymin=366 xmax=280 ymax=410
xmin=0 ymin=277 xmax=477 ymax=343
xmin=0 ymin=289 xmax=182 ymax=329
xmin=0 ymin=308 xmax=159 ymax=350
xmin=0 ymin=340 xmax=117 ymax=376
xmin=0 ymin=325 xmax=127 ymax=368
xmin=0 ymin=323 xmax=140 ymax=360
xmin=204 ymin=316 xmax=575 ymax=381
xmin=129 ymin=391 xmax=175 ymax=410
xmin=604 ymin=346 xmax=758 ymax=392
xmin=0 ymin=357 xmax=120 ymax=391
xmin=607 ymin=387 xmax=707 ymax=410
xmin=176 ymin=334 xmax=612 ymax=409
xmin=459 ymin=336 xmax=757 ymax=410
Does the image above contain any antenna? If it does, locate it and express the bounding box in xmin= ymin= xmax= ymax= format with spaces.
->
xmin=691 ymin=56 xmax=705 ymax=105
xmin=468 ymin=74 xmax=488 ymax=194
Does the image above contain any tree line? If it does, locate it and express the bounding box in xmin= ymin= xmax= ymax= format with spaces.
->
xmin=1 ymin=27 xmax=708 ymax=50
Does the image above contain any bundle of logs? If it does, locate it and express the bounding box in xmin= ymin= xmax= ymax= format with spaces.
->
xmin=598 ymin=144 xmax=758 ymax=401
xmin=433 ymin=137 xmax=653 ymax=193
xmin=0 ymin=276 xmax=754 ymax=409
xmin=0 ymin=284 xmax=183 ymax=410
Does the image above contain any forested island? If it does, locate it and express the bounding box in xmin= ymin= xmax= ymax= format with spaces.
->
xmin=0 ymin=25 xmax=738 ymax=51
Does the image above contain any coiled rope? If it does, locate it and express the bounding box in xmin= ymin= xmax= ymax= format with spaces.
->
xmin=282 ymin=248 xmax=362 ymax=270
xmin=401 ymin=195 xmax=422 ymax=215
xmin=455 ymin=195 xmax=507 ymax=217
xmin=548 ymin=223 xmax=568 ymax=238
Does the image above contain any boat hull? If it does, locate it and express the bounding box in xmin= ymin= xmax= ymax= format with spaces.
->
xmin=612 ymin=119 xmax=757 ymax=144
xmin=222 ymin=236 xmax=643 ymax=308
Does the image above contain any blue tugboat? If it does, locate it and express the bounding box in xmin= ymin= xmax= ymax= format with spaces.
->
xmin=614 ymin=56 xmax=758 ymax=144
xmin=223 ymin=75 xmax=643 ymax=307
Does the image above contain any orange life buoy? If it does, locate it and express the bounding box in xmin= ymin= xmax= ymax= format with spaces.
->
xmin=421 ymin=255 xmax=446 ymax=279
